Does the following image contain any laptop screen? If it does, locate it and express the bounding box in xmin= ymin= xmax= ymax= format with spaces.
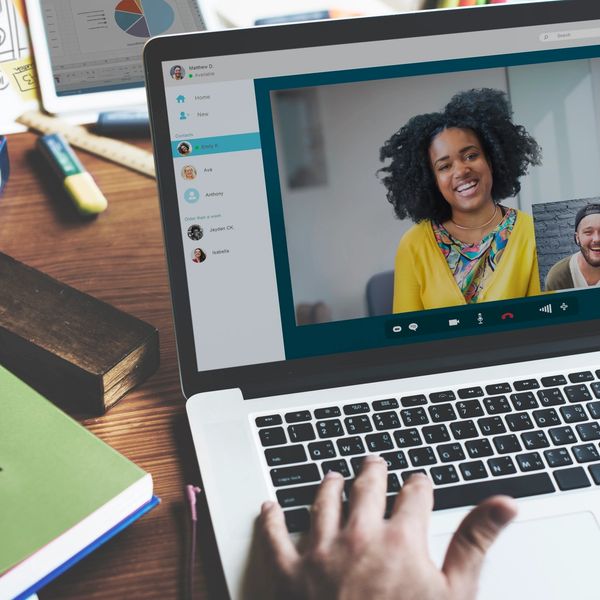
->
xmin=154 ymin=5 xmax=600 ymax=383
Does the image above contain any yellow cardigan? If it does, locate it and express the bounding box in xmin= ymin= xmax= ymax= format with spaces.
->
xmin=393 ymin=210 xmax=541 ymax=313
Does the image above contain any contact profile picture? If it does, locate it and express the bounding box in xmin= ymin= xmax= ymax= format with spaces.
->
xmin=177 ymin=141 xmax=192 ymax=156
xmin=170 ymin=65 xmax=185 ymax=80
xmin=192 ymin=247 xmax=207 ymax=263
xmin=181 ymin=165 xmax=197 ymax=180
xmin=187 ymin=224 xmax=204 ymax=240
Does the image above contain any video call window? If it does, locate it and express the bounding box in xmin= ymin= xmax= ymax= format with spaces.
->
xmin=268 ymin=57 xmax=600 ymax=326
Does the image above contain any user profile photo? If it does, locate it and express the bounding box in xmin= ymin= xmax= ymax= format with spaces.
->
xmin=181 ymin=165 xmax=197 ymax=180
xmin=177 ymin=141 xmax=192 ymax=156
xmin=187 ymin=224 xmax=204 ymax=241
xmin=183 ymin=188 xmax=200 ymax=203
xmin=192 ymin=247 xmax=207 ymax=263
xmin=170 ymin=65 xmax=185 ymax=80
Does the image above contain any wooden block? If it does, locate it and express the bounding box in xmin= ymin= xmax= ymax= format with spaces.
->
xmin=0 ymin=252 xmax=159 ymax=414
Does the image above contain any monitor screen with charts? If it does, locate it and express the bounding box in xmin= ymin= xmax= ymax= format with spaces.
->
xmin=146 ymin=3 xmax=600 ymax=395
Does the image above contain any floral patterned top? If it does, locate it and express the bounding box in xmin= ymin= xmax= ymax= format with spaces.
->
xmin=432 ymin=207 xmax=516 ymax=303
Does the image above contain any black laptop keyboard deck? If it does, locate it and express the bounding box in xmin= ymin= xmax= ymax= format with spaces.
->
xmin=253 ymin=370 xmax=600 ymax=533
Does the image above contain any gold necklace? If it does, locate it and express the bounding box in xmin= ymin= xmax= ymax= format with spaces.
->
xmin=451 ymin=204 xmax=499 ymax=231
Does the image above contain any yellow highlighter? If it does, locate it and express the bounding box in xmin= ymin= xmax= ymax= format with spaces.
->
xmin=37 ymin=133 xmax=108 ymax=216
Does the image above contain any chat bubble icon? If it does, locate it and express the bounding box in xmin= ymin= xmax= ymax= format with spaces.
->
xmin=408 ymin=323 xmax=418 ymax=331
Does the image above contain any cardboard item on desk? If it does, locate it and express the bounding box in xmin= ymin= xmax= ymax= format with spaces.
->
xmin=0 ymin=364 xmax=158 ymax=600
xmin=0 ymin=252 xmax=159 ymax=414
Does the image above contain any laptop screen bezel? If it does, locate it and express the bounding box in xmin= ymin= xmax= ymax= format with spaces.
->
xmin=144 ymin=0 xmax=600 ymax=400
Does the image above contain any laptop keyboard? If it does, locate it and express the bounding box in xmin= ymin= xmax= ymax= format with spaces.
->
xmin=253 ymin=370 xmax=600 ymax=533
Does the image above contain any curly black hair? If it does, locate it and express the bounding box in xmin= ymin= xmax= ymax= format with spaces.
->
xmin=378 ymin=88 xmax=542 ymax=224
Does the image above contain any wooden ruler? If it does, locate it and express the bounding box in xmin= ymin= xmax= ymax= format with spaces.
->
xmin=17 ymin=110 xmax=156 ymax=178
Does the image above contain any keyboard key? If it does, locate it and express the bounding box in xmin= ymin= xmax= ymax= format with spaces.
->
xmin=541 ymin=375 xmax=567 ymax=387
xmin=337 ymin=436 xmax=365 ymax=456
xmin=255 ymin=414 xmax=282 ymax=427
xmin=544 ymin=448 xmax=573 ymax=468
xmin=560 ymin=405 xmax=588 ymax=424
xmin=343 ymin=402 xmax=370 ymax=415
xmin=432 ymin=473 xmax=554 ymax=510
xmin=466 ymin=438 xmax=494 ymax=458
xmin=516 ymin=452 xmax=544 ymax=472
xmin=521 ymin=430 xmax=550 ymax=450
xmin=572 ymin=443 xmax=600 ymax=463
xmin=510 ymin=392 xmax=538 ymax=411
xmin=373 ymin=411 xmax=401 ymax=431
xmin=401 ymin=407 xmax=429 ymax=427
xmin=458 ymin=387 xmax=484 ymax=399
xmin=437 ymin=443 xmax=465 ymax=463
xmin=401 ymin=469 xmax=426 ymax=482
xmin=588 ymin=401 xmax=600 ymax=419
xmin=478 ymin=416 xmax=506 ymax=436
xmin=484 ymin=396 xmax=511 ymax=414
xmin=493 ymin=434 xmax=522 ymax=454
xmin=533 ymin=408 xmax=561 ymax=428
xmin=537 ymin=388 xmax=566 ymax=407
xmin=488 ymin=456 xmax=517 ymax=476
xmin=513 ymin=378 xmax=540 ymax=391
xmin=408 ymin=447 xmax=437 ymax=467
xmin=314 ymin=406 xmax=341 ymax=419
xmin=591 ymin=383 xmax=600 ymax=400
xmin=259 ymin=427 xmax=286 ymax=447
xmin=548 ymin=426 xmax=576 ymax=446
xmin=372 ymin=398 xmax=399 ymax=411
xmin=569 ymin=371 xmax=594 ymax=383
xmin=431 ymin=465 xmax=459 ymax=485
xmin=350 ymin=456 xmax=367 ymax=476
xmin=460 ymin=460 xmax=488 ymax=481
xmin=271 ymin=464 xmax=320 ymax=487
xmin=381 ymin=450 xmax=408 ymax=470
xmin=317 ymin=419 xmax=344 ymax=439
xmin=400 ymin=394 xmax=427 ymax=407
xmin=506 ymin=413 xmax=534 ymax=432
xmin=554 ymin=467 xmax=591 ymax=491
xmin=365 ymin=432 xmax=394 ymax=452
xmin=457 ymin=400 xmax=484 ymax=419
xmin=285 ymin=410 xmax=312 ymax=423
xmin=387 ymin=473 xmax=401 ymax=493
xmin=564 ymin=384 xmax=592 ymax=403
xmin=588 ymin=463 xmax=600 ymax=484
xmin=308 ymin=440 xmax=336 ymax=460
xmin=265 ymin=444 xmax=307 ymax=466
xmin=422 ymin=424 xmax=451 ymax=444
xmin=577 ymin=422 xmax=600 ymax=442
xmin=430 ymin=390 xmax=456 ymax=403
xmin=284 ymin=508 xmax=310 ymax=532
xmin=277 ymin=484 xmax=319 ymax=508
xmin=429 ymin=403 xmax=457 ymax=423
xmin=344 ymin=415 xmax=373 ymax=435
xmin=450 ymin=420 xmax=478 ymax=440
xmin=322 ymin=459 xmax=351 ymax=477
xmin=288 ymin=423 xmax=316 ymax=442
xmin=394 ymin=428 xmax=422 ymax=448
xmin=485 ymin=382 xmax=512 ymax=395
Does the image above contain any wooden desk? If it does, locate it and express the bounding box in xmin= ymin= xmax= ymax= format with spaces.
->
xmin=0 ymin=132 xmax=229 ymax=599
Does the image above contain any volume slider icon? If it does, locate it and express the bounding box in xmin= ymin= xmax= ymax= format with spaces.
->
xmin=539 ymin=304 xmax=553 ymax=314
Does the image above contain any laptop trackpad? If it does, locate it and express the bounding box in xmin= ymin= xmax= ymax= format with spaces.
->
xmin=431 ymin=512 xmax=600 ymax=600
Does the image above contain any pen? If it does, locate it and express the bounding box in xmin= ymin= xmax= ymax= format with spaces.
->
xmin=37 ymin=133 xmax=108 ymax=216
xmin=0 ymin=136 xmax=9 ymax=196
xmin=185 ymin=485 xmax=202 ymax=600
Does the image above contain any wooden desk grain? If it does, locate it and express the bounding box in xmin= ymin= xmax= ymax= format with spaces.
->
xmin=0 ymin=132 xmax=229 ymax=600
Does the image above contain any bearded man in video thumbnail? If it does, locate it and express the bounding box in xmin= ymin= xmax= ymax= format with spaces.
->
xmin=379 ymin=88 xmax=542 ymax=313
xmin=546 ymin=204 xmax=600 ymax=291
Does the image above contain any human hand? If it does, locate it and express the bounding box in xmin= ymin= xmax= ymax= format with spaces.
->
xmin=260 ymin=455 xmax=517 ymax=600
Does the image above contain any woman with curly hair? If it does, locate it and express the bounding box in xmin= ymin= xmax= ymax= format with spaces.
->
xmin=379 ymin=88 xmax=542 ymax=313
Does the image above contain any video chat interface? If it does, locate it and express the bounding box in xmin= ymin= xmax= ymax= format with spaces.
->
xmin=163 ymin=17 xmax=600 ymax=374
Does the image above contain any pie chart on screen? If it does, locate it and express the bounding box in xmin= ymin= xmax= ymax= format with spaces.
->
xmin=114 ymin=0 xmax=174 ymax=38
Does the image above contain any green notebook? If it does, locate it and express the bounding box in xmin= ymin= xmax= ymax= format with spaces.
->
xmin=0 ymin=365 xmax=153 ymax=599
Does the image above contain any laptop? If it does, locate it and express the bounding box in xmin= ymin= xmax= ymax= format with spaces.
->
xmin=144 ymin=2 xmax=600 ymax=597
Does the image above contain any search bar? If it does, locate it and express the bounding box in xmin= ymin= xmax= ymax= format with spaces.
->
xmin=540 ymin=28 xmax=600 ymax=43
